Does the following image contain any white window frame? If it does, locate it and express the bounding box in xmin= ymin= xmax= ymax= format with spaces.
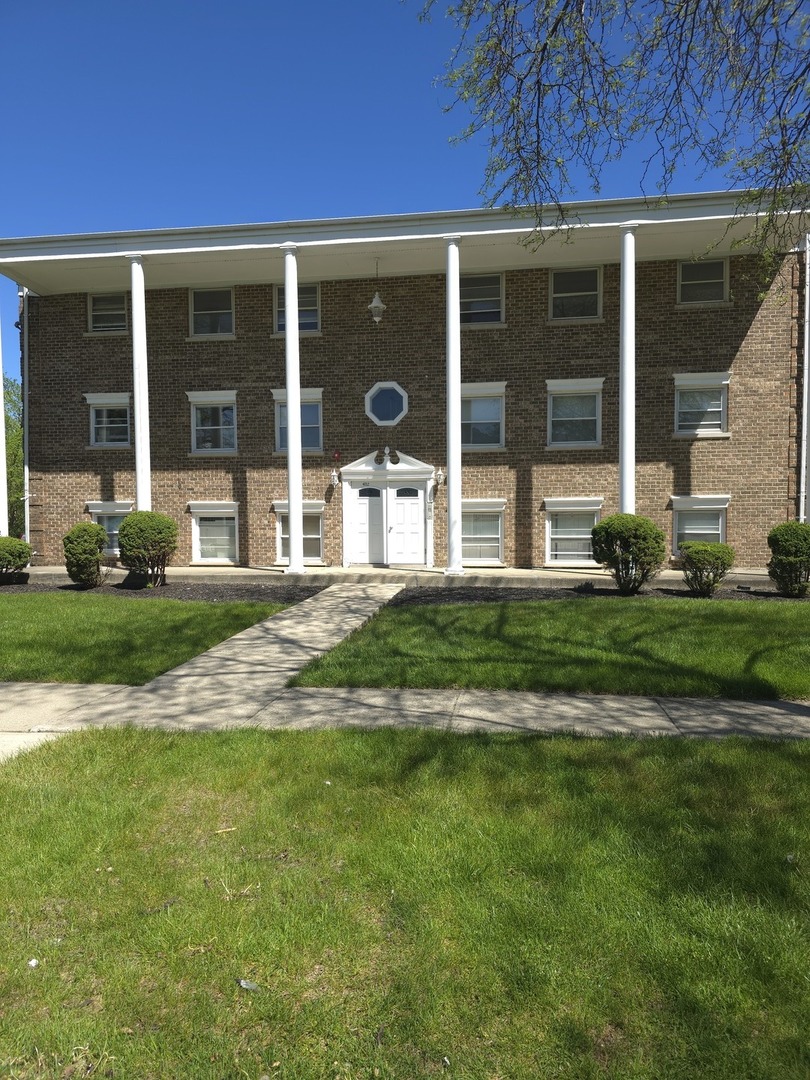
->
xmin=546 ymin=378 xmax=604 ymax=448
xmin=274 ymin=283 xmax=321 ymax=334
xmin=673 ymin=372 xmax=731 ymax=438
xmin=273 ymin=500 xmax=326 ymax=565
xmin=86 ymin=500 xmax=134 ymax=556
xmin=549 ymin=267 xmax=602 ymax=321
xmin=461 ymin=499 xmax=506 ymax=566
xmin=87 ymin=294 xmax=127 ymax=334
xmin=83 ymin=393 xmax=131 ymax=448
xmin=189 ymin=288 xmax=235 ymax=338
xmin=185 ymin=390 xmax=238 ymax=455
xmin=270 ymin=388 xmax=324 ymax=454
xmin=365 ymin=381 xmax=409 ymax=427
xmin=677 ymin=259 xmax=729 ymax=305
xmin=670 ymin=494 xmax=731 ymax=555
xmin=188 ymin=501 xmax=239 ymax=565
xmin=459 ymin=273 xmax=504 ymax=325
xmin=461 ymin=381 xmax=506 ymax=450
xmin=544 ymin=497 xmax=603 ymax=566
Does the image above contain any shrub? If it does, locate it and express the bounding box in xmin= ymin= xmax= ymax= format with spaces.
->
xmin=63 ymin=522 xmax=109 ymax=588
xmin=591 ymin=513 xmax=666 ymax=595
xmin=118 ymin=511 xmax=178 ymax=587
xmin=0 ymin=537 xmax=31 ymax=582
xmin=679 ymin=541 xmax=735 ymax=598
xmin=767 ymin=521 xmax=810 ymax=597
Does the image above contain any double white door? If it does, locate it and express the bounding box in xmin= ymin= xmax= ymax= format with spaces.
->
xmin=350 ymin=482 xmax=425 ymax=565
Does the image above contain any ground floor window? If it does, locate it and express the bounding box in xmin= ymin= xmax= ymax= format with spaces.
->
xmin=86 ymin=500 xmax=133 ymax=556
xmin=274 ymin=500 xmax=325 ymax=564
xmin=543 ymin=497 xmax=603 ymax=565
xmin=461 ymin=500 xmax=505 ymax=564
xmin=671 ymin=495 xmax=730 ymax=554
xmin=188 ymin=501 xmax=239 ymax=564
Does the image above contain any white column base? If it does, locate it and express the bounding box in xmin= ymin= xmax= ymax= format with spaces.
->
xmin=443 ymin=566 xmax=466 ymax=576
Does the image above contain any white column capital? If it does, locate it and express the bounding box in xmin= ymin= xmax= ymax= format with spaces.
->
xmin=619 ymin=222 xmax=642 ymax=232
xmin=280 ymin=242 xmax=299 ymax=255
xmin=444 ymin=234 xmax=462 ymax=244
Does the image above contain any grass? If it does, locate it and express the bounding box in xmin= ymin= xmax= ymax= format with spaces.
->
xmin=0 ymin=593 xmax=286 ymax=685
xmin=291 ymin=596 xmax=810 ymax=700
xmin=0 ymin=727 xmax=807 ymax=1079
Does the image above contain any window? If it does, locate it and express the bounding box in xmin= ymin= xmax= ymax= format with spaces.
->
xmin=274 ymin=500 xmax=325 ymax=563
xmin=550 ymin=268 xmax=601 ymax=320
xmin=547 ymin=378 xmax=603 ymax=447
xmin=88 ymin=294 xmax=127 ymax=333
xmin=671 ymin=495 xmax=730 ymax=554
xmin=188 ymin=502 xmax=239 ymax=563
xmin=190 ymin=289 xmax=234 ymax=336
xmin=461 ymin=382 xmax=506 ymax=449
xmin=674 ymin=372 xmax=730 ymax=436
xmin=365 ymin=381 xmax=408 ymax=426
xmin=84 ymin=393 xmax=131 ymax=447
xmin=544 ymin=497 xmax=603 ymax=565
xmin=186 ymin=391 xmax=237 ymax=454
xmin=275 ymin=284 xmax=320 ymax=333
xmin=460 ymin=274 xmax=503 ymax=324
xmin=678 ymin=260 xmax=728 ymax=304
xmin=461 ymin=500 xmax=506 ymax=564
xmin=271 ymin=388 xmax=323 ymax=453
xmin=86 ymin=501 xmax=133 ymax=555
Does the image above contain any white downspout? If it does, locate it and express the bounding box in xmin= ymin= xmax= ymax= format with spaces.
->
xmin=22 ymin=287 xmax=30 ymax=543
xmin=0 ymin=308 xmax=8 ymax=536
xmin=799 ymin=233 xmax=810 ymax=523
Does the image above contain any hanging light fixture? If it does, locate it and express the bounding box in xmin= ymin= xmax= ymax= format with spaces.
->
xmin=368 ymin=259 xmax=386 ymax=324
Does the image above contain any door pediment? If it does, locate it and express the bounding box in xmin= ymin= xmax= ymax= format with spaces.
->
xmin=340 ymin=449 xmax=436 ymax=483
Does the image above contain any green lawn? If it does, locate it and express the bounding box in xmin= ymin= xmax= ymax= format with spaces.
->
xmin=291 ymin=597 xmax=810 ymax=700
xmin=0 ymin=593 xmax=286 ymax=685
xmin=0 ymin=728 xmax=807 ymax=1079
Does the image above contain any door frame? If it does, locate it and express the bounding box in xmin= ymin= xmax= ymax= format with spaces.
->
xmin=340 ymin=448 xmax=438 ymax=567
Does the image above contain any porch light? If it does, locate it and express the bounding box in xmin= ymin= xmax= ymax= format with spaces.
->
xmin=368 ymin=291 xmax=386 ymax=324
xmin=436 ymin=468 xmax=445 ymax=486
xmin=330 ymin=467 xmax=340 ymax=488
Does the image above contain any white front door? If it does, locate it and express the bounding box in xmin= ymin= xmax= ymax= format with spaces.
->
xmin=347 ymin=481 xmax=426 ymax=565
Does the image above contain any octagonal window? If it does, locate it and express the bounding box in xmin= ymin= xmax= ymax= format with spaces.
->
xmin=365 ymin=381 xmax=408 ymax=426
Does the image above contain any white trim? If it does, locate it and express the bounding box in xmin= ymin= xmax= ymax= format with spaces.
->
xmin=543 ymin=497 xmax=604 ymax=511
xmin=270 ymin=387 xmax=323 ymax=404
xmin=272 ymin=499 xmax=327 ymax=514
xmin=86 ymin=500 xmax=134 ymax=514
xmin=673 ymin=371 xmax=731 ymax=388
xmin=671 ymin=494 xmax=731 ymax=511
xmin=185 ymin=391 xmax=237 ymax=454
xmin=365 ymin=381 xmax=409 ymax=426
xmin=83 ymin=392 xmax=132 ymax=406
xmin=460 ymin=499 xmax=505 ymax=565
xmin=189 ymin=501 xmax=239 ymax=564
xmin=546 ymin=378 xmax=604 ymax=448
xmin=185 ymin=390 xmax=238 ymax=404
xmin=677 ymin=257 xmax=729 ymax=305
xmin=544 ymin=497 xmax=604 ymax=566
xmin=461 ymin=498 xmax=507 ymax=512
xmin=673 ymin=373 xmax=731 ymax=437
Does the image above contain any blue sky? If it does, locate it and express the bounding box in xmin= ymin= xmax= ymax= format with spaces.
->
xmin=0 ymin=0 xmax=729 ymax=381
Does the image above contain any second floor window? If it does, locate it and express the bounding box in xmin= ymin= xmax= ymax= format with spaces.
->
xmin=191 ymin=289 xmax=234 ymax=336
xmin=276 ymin=284 xmax=320 ymax=333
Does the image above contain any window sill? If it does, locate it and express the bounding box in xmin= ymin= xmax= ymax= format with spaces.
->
xmin=276 ymin=560 xmax=326 ymax=567
xmin=460 ymin=321 xmax=506 ymax=330
xmin=547 ymin=316 xmax=604 ymax=326
xmin=675 ymin=301 xmax=733 ymax=311
xmin=192 ymin=559 xmax=239 ymax=566
xmin=461 ymin=561 xmax=506 ymax=568
xmin=545 ymin=559 xmax=600 ymax=569
xmin=271 ymin=330 xmax=322 ymax=338
xmin=462 ymin=445 xmax=507 ymax=453
xmin=545 ymin=443 xmax=603 ymax=451
xmin=185 ymin=334 xmax=236 ymax=343
xmin=672 ymin=431 xmax=731 ymax=440
xmin=272 ymin=450 xmax=325 ymax=457
xmin=188 ymin=450 xmax=238 ymax=457
xmin=86 ymin=444 xmax=132 ymax=450
xmin=83 ymin=330 xmax=128 ymax=338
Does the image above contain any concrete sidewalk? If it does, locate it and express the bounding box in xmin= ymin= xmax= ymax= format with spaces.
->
xmin=2 ymin=580 xmax=809 ymax=761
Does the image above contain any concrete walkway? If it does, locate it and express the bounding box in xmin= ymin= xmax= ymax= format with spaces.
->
xmin=2 ymin=580 xmax=810 ymax=761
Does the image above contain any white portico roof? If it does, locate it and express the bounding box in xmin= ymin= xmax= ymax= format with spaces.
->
xmin=0 ymin=192 xmax=801 ymax=297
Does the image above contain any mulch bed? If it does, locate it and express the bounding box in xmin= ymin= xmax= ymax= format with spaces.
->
xmin=0 ymin=579 xmax=800 ymax=604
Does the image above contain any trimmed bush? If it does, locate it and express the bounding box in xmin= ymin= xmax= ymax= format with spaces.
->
xmin=118 ymin=511 xmax=178 ymax=587
xmin=63 ymin=522 xmax=109 ymax=588
xmin=767 ymin=521 xmax=810 ymax=597
xmin=591 ymin=513 xmax=666 ymax=595
xmin=679 ymin=541 xmax=735 ymax=598
xmin=0 ymin=537 xmax=31 ymax=582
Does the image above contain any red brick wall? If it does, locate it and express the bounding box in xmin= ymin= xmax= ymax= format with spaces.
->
xmin=25 ymin=254 xmax=802 ymax=568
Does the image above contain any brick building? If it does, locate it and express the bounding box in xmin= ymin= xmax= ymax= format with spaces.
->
xmin=0 ymin=192 xmax=807 ymax=571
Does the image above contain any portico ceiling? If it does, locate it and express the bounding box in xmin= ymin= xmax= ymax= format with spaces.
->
xmin=0 ymin=192 xmax=800 ymax=296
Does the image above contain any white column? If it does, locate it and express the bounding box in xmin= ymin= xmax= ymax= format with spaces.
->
xmin=130 ymin=255 xmax=152 ymax=511
xmin=445 ymin=235 xmax=464 ymax=575
xmin=282 ymin=243 xmax=305 ymax=574
xmin=0 ymin=310 xmax=8 ymax=536
xmin=619 ymin=225 xmax=637 ymax=514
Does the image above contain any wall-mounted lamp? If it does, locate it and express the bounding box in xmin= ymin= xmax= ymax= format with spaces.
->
xmin=435 ymin=468 xmax=445 ymax=486
xmin=330 ymin=468 xmax=340 ymax=488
